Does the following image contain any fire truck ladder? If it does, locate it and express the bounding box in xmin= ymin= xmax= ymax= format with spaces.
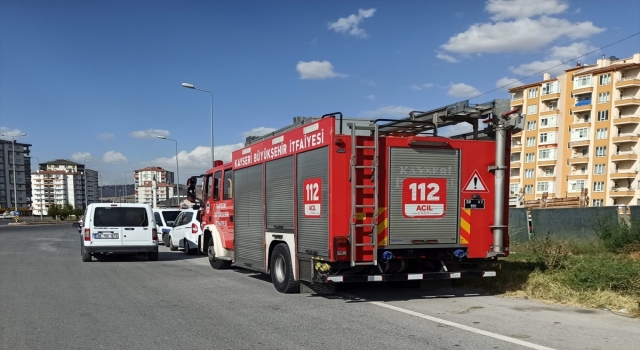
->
xmin=348 ymin=122 xmax=379 ymax=267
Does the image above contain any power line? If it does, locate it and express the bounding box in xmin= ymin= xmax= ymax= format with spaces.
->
xmin=469 ymin=31 xmax=640 ymax=100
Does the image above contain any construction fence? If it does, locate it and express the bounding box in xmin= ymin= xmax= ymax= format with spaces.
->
xmin=508 ymin=205 xmax=639 ymax=242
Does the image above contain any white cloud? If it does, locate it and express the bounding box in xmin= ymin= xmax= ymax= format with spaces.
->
xmin=439 ymin=123 xmax=474 ymax=137
xmin=71 ymin=152 xmax=92 ymax=162
xmin=0 ymin=127 xmax=26 ymax=139
xmin=130 ymin=129 xmax=170 ymax=139
xmin=447 ymin=83 xmax=481 ymax=98
xmin=363 ymin=106 xmax=414 ymax=118
xmin=436 ymin=52 xmax=460 ymax=63
xmin=440 ymin=16 xmax=604 ymax=54
xmin=296 ymin=60 xmax=347 ymax=80
xmin=410 ymin=83 xmax=435 ymax=91
xmin=496 ymin=77 xmax=524 ymax=89
xmin=365 ymin=94 xmax=375 ymax=101
xmin=485 ymin=0 xmax=569 ymax=21
xmin=242 ymin=127 xmax=277 ymax=139
xmin=98 ymin=133 xmax=114 ymax=140
xmin=509 ymin=41 xmax=598 ymax=77
xmin=144 ymin=143 xmax=245 ymax=178
xmin=102 ymin=151 xmax=127 ymax=163
xmin=327 ymin=8 xmax=376 ymax=38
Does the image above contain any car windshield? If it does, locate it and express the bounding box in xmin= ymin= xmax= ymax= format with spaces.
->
xmin=162 ymin=211 xmax=181 ymax=226
xmin=94 ymin=207 xmax=149 ymax=227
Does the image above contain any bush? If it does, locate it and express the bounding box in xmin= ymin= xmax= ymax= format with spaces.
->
xmin=594 ymin=218 xmax=640 ymax=253
xmin=561 ymin=255 xmax=640 ymax=297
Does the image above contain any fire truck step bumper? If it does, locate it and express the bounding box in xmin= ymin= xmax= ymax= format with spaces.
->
xmin=321 ymin=270 xmax=496 ymax=283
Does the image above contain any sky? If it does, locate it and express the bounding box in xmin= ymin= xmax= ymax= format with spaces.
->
xmin=1 ymin=0 xmax=639 ymax=185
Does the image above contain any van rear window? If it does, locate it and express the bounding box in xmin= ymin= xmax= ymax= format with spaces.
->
xmin=94 ymin=207 xmax=149 ymax=227
xmin=161 ymin=211 xmax=181 ymax=226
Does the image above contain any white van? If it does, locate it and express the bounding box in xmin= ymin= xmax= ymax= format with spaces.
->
xmin=80 ymin=203 xmax=159 ymax=262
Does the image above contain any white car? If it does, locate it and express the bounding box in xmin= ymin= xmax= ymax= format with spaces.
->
xmin=152 ymin=208 xmax=182 ymax=247
xmin=167 ymin=208 xmax=203 ymax=255
xmin=80 ymin=203 xmax=159 ymax=262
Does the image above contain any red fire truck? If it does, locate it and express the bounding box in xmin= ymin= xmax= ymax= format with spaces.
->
xmin=186 ymin=99 xmax=523 ymax=294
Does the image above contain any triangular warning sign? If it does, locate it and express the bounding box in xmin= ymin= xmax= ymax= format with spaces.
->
xmin=463 ymin=170 xmax=489 ymax=192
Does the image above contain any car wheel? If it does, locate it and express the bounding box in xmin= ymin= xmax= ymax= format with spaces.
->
xmin=208 ymin=236 xmax=230 ymax=270
xmin=270 ymin=243 xmax=299 ymax=293
xmin=169 ymin=237 xmax=178 ymax=251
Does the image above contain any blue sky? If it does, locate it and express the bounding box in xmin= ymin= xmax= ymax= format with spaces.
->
xmin=1 ymin=0 xmax=639 ymax=185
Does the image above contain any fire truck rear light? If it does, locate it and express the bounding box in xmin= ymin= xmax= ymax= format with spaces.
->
xmin=426 ymin=240 xmax=438 ymax=244
xmin=152 ymin=228 xmax=158 ymax=241
xmin=334 ymin=236 xmax=349 ymax=261
xmin=334 ymin=138 xmax=345 ymax=146
xmin=83 ymin=228 xmax=91 ymax=241
xmin=191 ymin=223 xmax=198 ymax=234
xmin=412 ymin=240 xmax=425 ymax=244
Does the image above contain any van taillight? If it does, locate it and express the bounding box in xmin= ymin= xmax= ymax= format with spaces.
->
xmin=84 ymin=228 xmax=91 ymax=241
xmin=152 ymin=228 xmax=158 ymax=241
xmin=191 ymin=223 xmax=198 ymax=234
xmin=334 ymin=236 xmax=349 ymax=261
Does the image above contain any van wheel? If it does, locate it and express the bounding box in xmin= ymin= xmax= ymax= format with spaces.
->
xmin=208 ymin=236 xmax=230 ymax=270
xmin=148 ymin=251 xmax=159 ymax=261
xmin=270 ymin=243 xmax=299 ymax=293
xmin=81 ymin=246 xmax=92 ymax=262
xmin=169 ymin=237 xmax=177 ymax=251
xmin=162 ymin=234 xmax=169 ymax=247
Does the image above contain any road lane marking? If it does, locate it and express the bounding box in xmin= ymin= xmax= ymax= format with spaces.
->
xmin=370 ymin=301 xmax=557 ymax=350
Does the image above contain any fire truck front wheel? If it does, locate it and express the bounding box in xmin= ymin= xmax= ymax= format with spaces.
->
xmin=208 ymin=236 xmax=230 ymax=270
xmin=270 ymin=243 xmax=299 ymax=294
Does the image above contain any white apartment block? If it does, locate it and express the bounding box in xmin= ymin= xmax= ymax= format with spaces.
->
xmin=31 ymin=159 xmax=99 ymax=215
xmin=134 ymin=166 xmax=175 ymax=205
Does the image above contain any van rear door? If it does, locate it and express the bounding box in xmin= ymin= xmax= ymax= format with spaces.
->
xmin=91 ymin=206 xmax=124 ymax=246
xmin=120 ymin=207 xmax=154 ymax=247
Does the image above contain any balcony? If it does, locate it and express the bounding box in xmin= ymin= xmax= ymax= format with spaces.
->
xmin=612 ymin=133 xmax=640 ymax=144
xmin=569 ymin=139 xmax=590 ymax=147
xmin=567 ymin=173 xmax=589 ymax=180
xmin=572 ymin=100 xmax=592 ymax=112
xmin=541 ymin=92 xmax=561 ymax=101
xmin=567 ymin=155 xmax=590 ymax=164
xmin=611 ymin=151 xmax=638 ymax=161
xmin=537 ymin=158 xmax=557 ymax=166
xmin=540 ymin=109 xmax=560 ymax=116
xmin=538 ymin=173 xmax=556 ymax=179
xmin=615 ymin=95 xmax=640 ymax=107
xmin=572 ymin=86 xmax=593 ymax=95
xmin=510 ymin=160 xmax=521 ymax=167
xmin=613 ymin=114 xmax=640 ymax=126
xmin=610 ymin=187 xmax=636 ymax=197
xmin=610 ymin=169 xmax=639 ymax=179
xmin=616 ymin=77 xmax=640 ymax=88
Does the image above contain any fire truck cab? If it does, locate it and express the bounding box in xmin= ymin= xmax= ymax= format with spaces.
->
xmin=190 ymin=99 xmax=524 ymax=294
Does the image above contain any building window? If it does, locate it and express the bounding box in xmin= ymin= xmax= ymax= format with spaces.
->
xmin=569 ymin=180 xmax=585 ymax=192
xmin=539 ymin=132 xmax=557 ymax=144
xmin=544 ymin=167 xmax=555 ymax=176
xmin=528 ymin=88 xmax=538 ymax=99
xmin=593 ymin=199 xmax=604 ymax=206
xmin=542 ymin=81 xmax=559 ymax=95
xmin=598 ymin=92 xmax=610 ymax=104
xmin=524 ymin=185 xmax=533 ymax=194
xmin=593 ymin=181 xmax=605 ymax=192
xmin=596 ymin=128 xmax=608 ymax=139
xmin=525 ymin=169 xmax=534 ymax=178
xmin=599 ymin=74 xmax=611 ymax=85
xmin=573 ymin=75 xmax=592 ymax=89
xmin=527 ymin=121 xmax=537 ymax=130
xmin=527 ymin=105 xmax=538 ymax=115
xmin=525 ymin=153 xmax=535 ymax=163
xmin=595 ymin=146 xmax=606 ymax=157
xmin=597 ymin=110 xmax=609 ymax=121
xmin=536 ymin=181 xmax=550 ymax=193
xmin=570 ymin=127 xmax=589 ymax=141
xmin=526 ymin=137 xmax=535 ymax=147
xmin=594 ymin=164 xmax=605 ymax=175
xmin=538 ymin=149 xmax=556 ymax=160
xmin=510 ymin=183 xmax=520 ymax=195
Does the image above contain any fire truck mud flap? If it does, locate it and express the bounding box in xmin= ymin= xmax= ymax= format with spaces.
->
xmin=318 ymin=270 xmax=496 ymax=283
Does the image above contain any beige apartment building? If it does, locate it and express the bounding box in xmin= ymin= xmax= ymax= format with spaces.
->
xmin=134 ymin=166 xmax=175 ymax=205
xmin=508 ymin=52 xmax=640 ymax=207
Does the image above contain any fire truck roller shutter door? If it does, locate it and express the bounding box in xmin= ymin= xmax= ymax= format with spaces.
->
xmin=234 ymin=163 xmax=266 ymax=270
xmin=388 ymin=147 xmax=461 ymax=246
xmin=265 ymin=156 xmax=295 ymax=234
xmin=296 ymin=146 xmax=330 ymax=258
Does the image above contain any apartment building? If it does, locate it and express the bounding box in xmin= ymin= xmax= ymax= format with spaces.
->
xmin=31 ymin=159 xmax=100 ymax=215
xmin=508 ymin=52 xmax=640 ymax=207
xmin=134 ymin=166 xmax=175 ymax=205
xmin=0 ymin=139 xmax=33 ymax=210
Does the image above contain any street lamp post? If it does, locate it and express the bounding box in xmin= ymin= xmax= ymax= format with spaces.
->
xmin=30 ymin=156 xmax=42 ymax=221
xmin=81 ymin=157 xmax=95 ymax=209
xmin=157 ymin=136 xmax=180 ymax=206
xmin=1 ymin=133 xmax=27 ymax=212
xmin=181 ymin=82 xmax=215 ymax=167
xmin=123 ymin=172 xmax=129 ymax=203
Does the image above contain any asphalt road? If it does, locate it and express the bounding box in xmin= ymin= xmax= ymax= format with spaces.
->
xmin=1 ymin=225 xmax=638 ymax=350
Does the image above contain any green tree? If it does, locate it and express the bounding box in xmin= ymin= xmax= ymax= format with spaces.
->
xmin=73 ymin=207 xmax=84 ymax=218
xmin=59 ymin=204 xmax=74 ymax=221
xmin=48 ymin=204 xmax=60 ymax=220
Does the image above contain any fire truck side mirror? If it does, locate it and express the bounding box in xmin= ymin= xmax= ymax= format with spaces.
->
xmin=186 ymin=176 xmax=198 ymax=202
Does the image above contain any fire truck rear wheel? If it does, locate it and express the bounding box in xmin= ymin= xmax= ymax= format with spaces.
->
xmin=208 ymin=236 xmax=230 ymax=270
xmin=270 ymin=243 xmax=299 ymax=294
